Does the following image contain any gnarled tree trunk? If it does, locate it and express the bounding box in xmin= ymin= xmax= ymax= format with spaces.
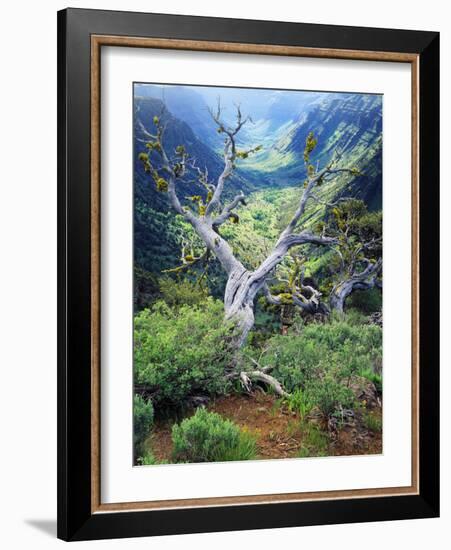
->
xmin=329 ymin=259 xmax=382 ymax=315
xmin=221 ymin=230 xmax=337 ymax=346
xmin=139 ymin=105 xmax=356 ymax=349
xmin=224 ymin=266 xmax=255 ymax=347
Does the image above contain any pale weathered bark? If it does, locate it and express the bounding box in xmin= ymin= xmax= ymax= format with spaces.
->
xmin=329 ymin=258 xmax=382 ymax=314
xmin=239 ymin=370 xmax=290 ymax=397
xmin=140 ymin=106 xmax=360 ymax=347
xmin=226 ymin=360 xmax=290 ymax=396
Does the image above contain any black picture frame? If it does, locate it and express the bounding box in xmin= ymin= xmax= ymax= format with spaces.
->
xmin=57 ymin=7 xmax=439 ymax=541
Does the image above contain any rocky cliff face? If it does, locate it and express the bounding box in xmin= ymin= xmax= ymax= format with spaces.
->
xmin=244 ymin=92 xmax=382 ymax=209
xmin=283 ymin=93 xmax=382 ymax=209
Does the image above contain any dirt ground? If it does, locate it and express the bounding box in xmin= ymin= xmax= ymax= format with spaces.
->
xmin=148 ymin=391 xmax=382 ymax=462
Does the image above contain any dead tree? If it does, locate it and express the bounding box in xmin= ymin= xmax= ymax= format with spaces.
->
xmin=138 ymin=105 xmax=358 ymax=348
xmin=316 ymin=199 xmax=382 ymax=314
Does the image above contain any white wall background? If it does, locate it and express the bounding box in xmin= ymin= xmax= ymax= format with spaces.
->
xmin=0 ymin=0 xmax=448 ymax=547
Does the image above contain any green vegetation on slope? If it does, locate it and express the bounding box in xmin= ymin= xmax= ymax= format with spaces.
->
xmin=132 ymin=88 xmax=383 ymax=464
xmin=134 ymin=298 xmax=235 ymax=408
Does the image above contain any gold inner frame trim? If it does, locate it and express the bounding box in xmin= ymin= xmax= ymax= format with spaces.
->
xmin=90 ymin=34 xmax=420 ymax=514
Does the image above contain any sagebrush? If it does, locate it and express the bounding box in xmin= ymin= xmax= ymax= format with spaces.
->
xmin=134 ymin=299 xmax=235 ymax=408
xmin=171 ymin=408 xmax=257 ymax=463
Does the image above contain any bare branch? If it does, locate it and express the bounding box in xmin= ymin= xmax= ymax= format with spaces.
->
xmin=137 ymin=119 xmax=158 ymax=141
xmin=262 ymin=281 xmax=322 ymax=313
xmin=279 ymin=169 xmax=326 ymax=238
xmin=248 ymin=231 xmax=337 ymax=297
xmin=188 ymin=159 xmax=215 ymax=192
xmin=162 ymin=240 xmax=210 ymax=273
xmin=248 ymin=357 xmax=273 ymax=374
xmin=244 ymin=371 xmax=290 ymax=397
xmin=212 ymin=191 xmax=247 ymax=226
xmin=280 ymin=231 xmax=338 ymax=250
xmin=228 ymin=368 xmax=290 ymax=397
xmin=162 ymin=247 xmax=209 ymax=274
xmin=279 ymin=165 xmax=360 ymax=240
xmin=205 ymin=102 xmax=251 ymax=216
xmin=231 ymin=103 xmax=252 ymax=136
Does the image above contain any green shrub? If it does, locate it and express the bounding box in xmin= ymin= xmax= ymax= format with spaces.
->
xmin=137 ymin=451 xmax=169 ymax=466
xmin=299 ymin=317 xmax=382 ymax=350
xmin=137 ymin=452 xmax=160 ymax=466
xmin=247 ymin=317 xmax=382 ymax=396
xmin=133 ymin=394 xmax=154 ymax=457
xmin=134 ymin=299 xmax=234 ymax=408
xmin=171 ymin=408 xmax=257 ymax=463
xmin=158 ymin=276 xmax=208 ymax=308
xmin=305 ymin=374 xmax=355 ymax=418
xmin=340 ymin=308 xmax=368 ymax=326
xmin=283 ymin=388 xmax=314 ymax=420
xmin=362 ymin=410 xmax=383 ymax=433
xmin=297 ymin=423 xmax=329 ymax=458
xmin=298 ymin=424 xmax=329 ymax=458
xmin=347 ymin=287 xmax=382 ymax=314
xmin=358 ymin=366 xmax=383 ymax=394
xmin=249 ymin=335 xmax=321 ymax=392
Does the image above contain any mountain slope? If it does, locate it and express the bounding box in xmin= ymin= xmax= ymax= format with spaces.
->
xmin=242 ymin=93 xmax=382 ymax=209
xmin=134 ymin=84 xmax=225 ymax=151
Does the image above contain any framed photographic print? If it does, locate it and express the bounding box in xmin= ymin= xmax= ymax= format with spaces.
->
xmin=57 ymin=8 xmax=439 ymax=541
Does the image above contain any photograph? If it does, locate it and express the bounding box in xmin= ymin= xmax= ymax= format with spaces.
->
xmin=52 ymin=5 xmax=439 ymax=542
xmin=132 ymin=83 xmax=383 ymax=466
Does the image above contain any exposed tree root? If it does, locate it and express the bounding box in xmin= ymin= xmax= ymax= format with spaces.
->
xmin=227 ymin=366 xmax=290 ymax=398
xmin=244 ymin=371 xmax=290 ymax=397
